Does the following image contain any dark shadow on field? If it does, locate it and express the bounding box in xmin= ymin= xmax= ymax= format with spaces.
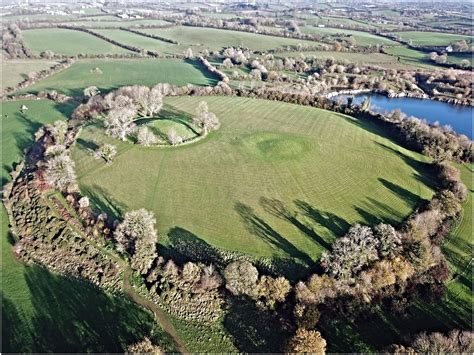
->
xmin=294 ymin=200 xmax=350 ymax=239
xmin=374 ymin=142 xmax=437 ymax=189
xmin=365 ymin=197 xmax=404 ymax=224
xmin=184 ymin=58 xmax=220 ymax=85
xmin=165 ymin=226 xmax=311 ymax=281
xmin=234 ymin=202 xmax=313 ymax=265
xmin=2 ymin=223 xmax=160 ymax=352
xmin=135 ymin=105 xmax=199 ymax=141
xmin=77 ymin=138 xmax=100 ymax=152
xmin=259 ymin=197 xmax=332 ymax=250
xmin=223 ymin=296 xmax=291 ymax=353
xmin=318 ymin=289 xmax=472 ymax=353
xmin=2 ymin=267 xmax=156 ymax=352
xmin=165 ymin=226 xmax=228 ymax=267
xmin=354 ymin=206 xmax=382 ymax=225
xmin=340 ymin=114 xmax=437 ymax=188
xmin=379 ymin=178 xmax=425 ymax=206
xmin=81 ymin=184 xmax=125 ymax=221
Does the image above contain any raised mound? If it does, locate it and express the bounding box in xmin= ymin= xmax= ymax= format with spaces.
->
xmin=72 ymin=96 xmax=435 ymax=265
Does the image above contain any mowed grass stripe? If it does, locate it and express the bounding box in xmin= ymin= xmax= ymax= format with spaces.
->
xmin=73 ymin=96 xmax=434 ymax=264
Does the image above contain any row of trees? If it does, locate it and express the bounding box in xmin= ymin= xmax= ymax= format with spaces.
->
xmin=2 ymin=24 xmax=32 ymax=59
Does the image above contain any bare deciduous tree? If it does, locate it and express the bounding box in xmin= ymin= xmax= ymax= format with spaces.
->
xmin=95 ymin=143 xmax=117 ymax=163
xmin=168 ymin=128 xmax=183 ymax=146
xmin=193 ymin=101 xmax=220 ymax=135
xmin=137 ymin=126 xmax=158 ymax=146
xmin=104 ymin=107 xmax=137 ymax=141
xmin=45 ymin=153 xmax=77 ymax=192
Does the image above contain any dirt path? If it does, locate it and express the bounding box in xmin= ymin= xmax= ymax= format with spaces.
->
xmin=123 ymin=269 xmax=188 ymax=353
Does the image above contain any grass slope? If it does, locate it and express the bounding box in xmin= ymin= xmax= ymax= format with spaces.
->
xmin=1 ymin=60 xmax=58 ymax=90
xmin=0 ymin=100 xmax=166 ymax=352
xmin=73 ymin=96 xmax=435 ymax=265
xmin=301 ymin=26 xmax=398 ymax=46
xmin=392 ymin=31 xmax=473 ymax=47
xmin=278 ymin=51 xmax=397 ymax=64
xmin=16 ymin=58 xmax=218 ymax=97
xmin=321 ymin=164 xmax=473 ymax=352
xmin=385 ymin=46 xmax=440 ymax=69
xmin=22 ymin=28 xmax=132 ymax=56
xmin=142 ymin=26 xmax=320 ymax=52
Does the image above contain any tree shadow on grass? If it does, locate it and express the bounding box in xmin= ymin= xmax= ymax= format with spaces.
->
xmin=165 ymin=226 xmax=227 ymax=267
xmin=2 ymin=266 xmax=156 ymax=353
xmin=223 ymin=296 xmax=291 ymax=353
xmin=184 ymin=58 xmax=220 ymax=86
xmin=2 ymin=220 xmax=158 ymax=353
xmin=77 ymin=138 xmax=100 ymax=152
xmin=80 ymin=184 xmax=125 ymax=221
xmin=319 ymin=291 xmax=472 ymax=353
xmin=294 ymin=200 xmax=350 ymax=238
xmin=340 ymin=114 xmax=437 ymax=188
xmin=165 ymin=226 xmax=311 ymax=281
xmin=234 ymin=202 xmax=313 ymax=265
xmin=374 ymin=142 xmax=438 ymax=189
xmin=259 ymin=197 xmax=332 ymax=250
xmin=378 ymin=178 xmax=426 ymax=206
xmin=135 ymin=105 xmax=200 ymax=140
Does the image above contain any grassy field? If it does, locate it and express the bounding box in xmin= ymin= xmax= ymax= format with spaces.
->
xmin=93 ymin=29 xmax=179 ymax=55
xmin=66 ymin=19 xmax=171 ymax=28
xmin=447 ymin=52 xmax=474 ymax=66
xmin=72 ymin=96 xmax=435 ymax=265
xmin=16 ymin=58 xmax=218 ymax=97
xmin=321 ymin=163 xmax=473 ymax=352
xmin=22 ymin=28 xmax=132 ymax=56
xmin=141 ymin=26 xmax=321 ymax=52
xmin=1 ymin=59 xmax=58 ymax=90
xmin=392 ymin=31 xmax=473 ymax=47
xmin=301 ymin=26 xmax=398 ymax=46
xmin=384 ymin=46 xmax=440 ymax=69
xmin=303 ymin=16 xmax=376 ymax=30
xmin=278 ymin=50 xmax=398 ymax=64
xmin=0 ymin=100 xmax=163 ymax=352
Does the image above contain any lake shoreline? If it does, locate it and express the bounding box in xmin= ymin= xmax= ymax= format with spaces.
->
xmin=325 ymin=88 xmax=474 ymax=107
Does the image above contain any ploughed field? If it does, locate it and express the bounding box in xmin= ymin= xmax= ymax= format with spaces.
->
xmin=72 ymin=96 xmax=435 ymax=265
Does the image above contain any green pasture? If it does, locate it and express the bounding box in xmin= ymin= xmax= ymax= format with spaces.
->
xmin=0 ymin=100 xmax=160 ymax=352
xmin=16 ymin=58 xmax=218 ymax=97
xmin=72 ymin=96 xmax=435 ymax=265
xmin=141 ymin=26 xmax=321 ymax=52
xmin=93 ymin=29 xmax=179 ymax=55
xmin=1 ymin=59 xmax=58 ymax=90
xmin=392 ymin=31 xmax=473 ymax=47
xmin=303 ymin=16 xmax=376 ymax=30
xmin=278 ymin=50 xmax=398 ymax=64
xmin=301 ymin=26 xmax=398 ymax=46
xmin=322 ymin=163 xmax=473 ymax=352
xmin=66 ymin=19 xmax=171 ymax=28
xmin=22 ymin=28 xmax=132 ymax=56
xmin=384 ymin=46 xmax=440 ymax=69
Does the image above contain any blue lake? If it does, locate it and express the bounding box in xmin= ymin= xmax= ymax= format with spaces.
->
xmin=339 ymin=94 xmax=473 ymax=139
